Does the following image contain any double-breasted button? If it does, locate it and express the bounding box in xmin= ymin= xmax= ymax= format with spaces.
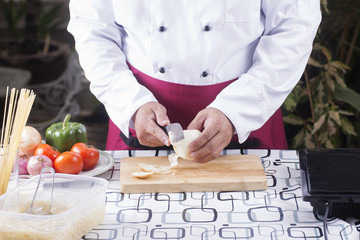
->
xmin=159 ymin=67 xmax=166 ymax=73
xmin=203 ymin=25 xmax=211 ymax=32
xmin=201 ymin=71 xmax=209 ymax=77
xmin=159 ymin=26 xmax=167 ymax=32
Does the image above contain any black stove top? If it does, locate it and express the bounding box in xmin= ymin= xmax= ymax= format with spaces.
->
xmin=299 ymin=148 xmax=360 ymax=218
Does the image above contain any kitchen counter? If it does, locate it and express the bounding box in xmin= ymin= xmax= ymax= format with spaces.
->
xmin=83 ymin=149 xmax=360 ymax=240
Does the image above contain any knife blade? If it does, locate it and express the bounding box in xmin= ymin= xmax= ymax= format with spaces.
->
xmin=163 ymin=123 xmax=185 ymax=144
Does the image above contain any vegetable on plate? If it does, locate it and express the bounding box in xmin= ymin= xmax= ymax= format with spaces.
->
xmin=18 ymin=154 xmax=29 ymax=175
xmin=27 ymin=155 xmax=53 ymax=176
xmin=34 ymin=143 xmax=60 ymax=162
xmin=45 ymin=114 xmax=88 ymax=153
xmin=54 ymin=151 xmax=83 ymax=174
xmin=71 ymin=143 xmax=99 ymax=170
xmin=19 ymin=126 xmax=42 ymax=157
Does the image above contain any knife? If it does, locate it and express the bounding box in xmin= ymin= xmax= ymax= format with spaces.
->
xmin=163 ymin=123 xmax=185 ymax=144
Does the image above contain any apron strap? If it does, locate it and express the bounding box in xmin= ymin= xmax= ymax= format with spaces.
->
xmin=107 ymin=118 xmax=261 ymax=150
xmin=106 ymin=64 xmax=288 ymax=150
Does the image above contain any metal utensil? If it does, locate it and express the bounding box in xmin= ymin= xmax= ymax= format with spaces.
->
xmin=164 ymin=123 xmax=185 ymax=144
xmin=27 ymin=167 xmax=55 ymax=215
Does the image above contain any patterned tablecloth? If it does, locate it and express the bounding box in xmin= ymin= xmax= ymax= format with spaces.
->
xmin=84 ymin=149 xmax=360 ymax=240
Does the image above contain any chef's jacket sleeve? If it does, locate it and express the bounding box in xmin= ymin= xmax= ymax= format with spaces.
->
xmin=208 ymin=0 xmax=322 ymax=144
xmin=67 ymin=0 xmax=157 ymax=137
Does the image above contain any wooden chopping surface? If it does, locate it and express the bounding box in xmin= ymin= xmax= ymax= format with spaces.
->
xmin=120 ymin=154 xmax=268 ymax=193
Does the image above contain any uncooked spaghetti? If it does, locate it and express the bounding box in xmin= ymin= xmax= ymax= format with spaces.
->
xmin=0 ymin=87 xmax=36 ymax=195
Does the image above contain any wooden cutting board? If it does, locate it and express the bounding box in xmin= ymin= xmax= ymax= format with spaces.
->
xmin=119 ymin=154 xmax=267 ymax=193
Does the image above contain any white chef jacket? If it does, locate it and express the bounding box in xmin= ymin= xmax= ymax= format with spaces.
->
xmin=67 ymin=0 xmax=321 ymax=143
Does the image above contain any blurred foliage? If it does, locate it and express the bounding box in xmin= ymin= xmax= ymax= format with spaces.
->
xmin=283 ymin=0 xmax=360 ymax=148
xmin=0 ymin=0 xmax=65 ymax=55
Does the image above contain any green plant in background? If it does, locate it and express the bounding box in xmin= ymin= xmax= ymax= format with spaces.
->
xmin=39 ymin=1 xmax=65 ymax=53
xmin=283 ymin=0 xmax=360 ymax=148
xmin=0 ymin=0 xmax=26 ymax=39
xmin=0 ymin=0 xmax=65 ymax=55
xmin=283 ymin=44 xmax=359 ymax=148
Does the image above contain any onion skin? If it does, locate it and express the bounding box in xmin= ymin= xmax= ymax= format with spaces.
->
xmin=27 ymin=155 xmax=53 ymax=176
xmin=19 ymin=126 xmax=42 ymax=157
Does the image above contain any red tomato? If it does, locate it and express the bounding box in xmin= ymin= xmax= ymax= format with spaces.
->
xmin=54 ymin=151 xmax=83 ymax=174
xmin=71 ymin=143 xmax=100 ymax=170
xmin=34 ymin=143 xmax=60 ymax=162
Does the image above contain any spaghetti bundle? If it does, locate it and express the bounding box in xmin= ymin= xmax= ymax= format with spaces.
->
xmin=0 ymin=87 xmax=36 ymax=195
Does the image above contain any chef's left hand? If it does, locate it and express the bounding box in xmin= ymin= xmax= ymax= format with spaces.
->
xmin=187 ymin=107 xmax=235 ymax=163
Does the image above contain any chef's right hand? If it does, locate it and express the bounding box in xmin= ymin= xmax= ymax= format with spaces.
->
xmin=133 ymin=102 xmax=170 ymax=147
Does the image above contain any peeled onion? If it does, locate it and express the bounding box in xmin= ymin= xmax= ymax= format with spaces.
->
xmin=131 ymin=130 xmax=202 ymax=179
xmin=171 ymin=130 xmax=201 ymax=160
xmin=27 ymin=155 xmax=53 ymax=176
xmin=19 ymin=126 xmax=42 ymax=157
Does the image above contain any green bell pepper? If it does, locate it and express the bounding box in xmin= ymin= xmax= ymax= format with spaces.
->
xmin=45 ymin=114 xmax=88 ymax=153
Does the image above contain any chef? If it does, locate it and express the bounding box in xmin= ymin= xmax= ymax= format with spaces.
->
xmin=68 ymin=0 xmax=321 ymax=162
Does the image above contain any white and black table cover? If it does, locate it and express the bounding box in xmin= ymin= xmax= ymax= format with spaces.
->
xmin=84 ymin=149 xmax=360 ymax=240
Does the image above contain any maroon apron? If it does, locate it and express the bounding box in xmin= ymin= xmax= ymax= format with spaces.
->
xmin=106 ymin=65 xmax=288 ymax=150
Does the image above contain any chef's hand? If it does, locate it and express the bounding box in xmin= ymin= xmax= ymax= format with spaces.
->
xmin=133 ymin=102 xmax=171 ymax=147
xmin=187 ymin=107 xmax=235 ymax=163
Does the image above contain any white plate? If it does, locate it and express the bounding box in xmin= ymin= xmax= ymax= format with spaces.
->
xmin=19 ymin=150 xmax=115 ymax=178
xmin=79 ymin=150 xmax=115 ymax=176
